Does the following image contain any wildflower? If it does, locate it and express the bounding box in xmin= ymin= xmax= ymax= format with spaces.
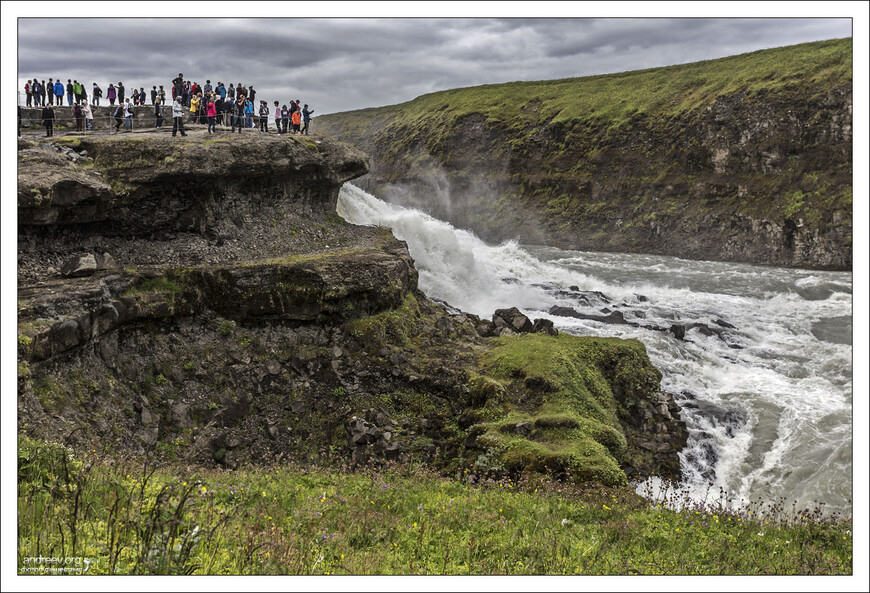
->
xmin=603 ymin=504 xmax=611 ymax=510
xmin=757 ymin=532 xmax=764 ymax=536
xmin=561 ymin=518 xmax=572 ymax=527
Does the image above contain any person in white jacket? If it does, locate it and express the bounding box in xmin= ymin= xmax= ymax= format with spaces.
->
xmin=172 ymin=96 xmax=186 ymax=137
xmin=81 ymin=100 xmax=94 ymax=132
xmin=123 ymin=99 xmax=134 ymax=132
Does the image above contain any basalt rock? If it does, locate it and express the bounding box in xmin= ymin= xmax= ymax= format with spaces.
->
xmin=60 ymin=253 xmax=97 ymax=277
xmin=493 ymin=307 xmax=533 ymax=333
xmin=548 ymin=305 xmax=630 ymax=325
xmin=18 ymin=134 xmax=368 ymax=234
xmin=531 ymin=318 xmax=559 ymax=336
xmin=620 ymin=391 xmax=689 ymax=480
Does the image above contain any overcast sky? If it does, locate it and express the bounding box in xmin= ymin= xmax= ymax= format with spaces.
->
xmin=16 ymin=17 xmax=852 ymax=115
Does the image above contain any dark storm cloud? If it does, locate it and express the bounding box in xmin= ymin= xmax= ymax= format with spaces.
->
xmin=16 ymin=17 xmax=852 ymax=114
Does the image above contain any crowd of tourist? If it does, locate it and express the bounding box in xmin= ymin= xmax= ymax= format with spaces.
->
xmin=24 ymin=73 xmax=315 ymax=138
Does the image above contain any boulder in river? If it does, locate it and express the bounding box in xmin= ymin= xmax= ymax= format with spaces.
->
xmin=532 ymin=318 xmax=559 ymax=336
xmin=493 ymin=307 xmax=533 ymax=333
xmin=548 ymin=305 xmax=629 ymax=325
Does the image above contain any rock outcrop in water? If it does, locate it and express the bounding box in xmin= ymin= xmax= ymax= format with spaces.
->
xmin=17 ymin=131 xmax=686 ymax=484
xmin=316 ymin=39 xmax=852 ymax=270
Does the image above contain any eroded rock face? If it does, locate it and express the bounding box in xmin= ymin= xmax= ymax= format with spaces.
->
xmin=18 ymin=134 xmax=368 ymax=233
xmin=318 ymin=81 xmax=852 ymax=270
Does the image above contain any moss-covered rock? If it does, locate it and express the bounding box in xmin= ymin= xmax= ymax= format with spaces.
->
xmin=465 ymin=333 xmax=672 ymax=485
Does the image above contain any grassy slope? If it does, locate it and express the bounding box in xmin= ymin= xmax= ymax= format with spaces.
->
xmin=18 ymin=437 xmax=852 ymax=575
xmin=321 ymin=39 xmax=850 ymax=133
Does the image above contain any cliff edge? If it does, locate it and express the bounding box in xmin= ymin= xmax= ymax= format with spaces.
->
xmin=17 ymin=131 xmax=686 ymax=485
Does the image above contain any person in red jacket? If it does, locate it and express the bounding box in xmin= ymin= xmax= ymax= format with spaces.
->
xmin=206 ymin=96 xmax=217 ymax=134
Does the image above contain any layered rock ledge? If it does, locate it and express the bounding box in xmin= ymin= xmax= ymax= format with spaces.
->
xmin=19 ymin=133 xmax=367 ymax=232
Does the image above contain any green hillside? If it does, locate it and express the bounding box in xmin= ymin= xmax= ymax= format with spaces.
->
xmin=326 ymin=38 xmax=850 ymax=130
xmin=317 ymin=38 xmax=853 ymax=269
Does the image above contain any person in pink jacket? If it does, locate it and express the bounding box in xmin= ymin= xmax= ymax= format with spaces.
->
xmin=206 ymin=97 xmax=217 ymax=134
xmin=274 ymin=101 xmax=282 ymax=134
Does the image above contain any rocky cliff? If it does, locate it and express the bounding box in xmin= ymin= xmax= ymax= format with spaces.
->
xmin=316 ymin=39 xmax=853 ymax=270
xmin=17 ymin=131 xmax=686 ymax=484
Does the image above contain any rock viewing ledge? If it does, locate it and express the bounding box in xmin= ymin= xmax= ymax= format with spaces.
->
xmin=19 ymin=133 xmax=368 ymax=232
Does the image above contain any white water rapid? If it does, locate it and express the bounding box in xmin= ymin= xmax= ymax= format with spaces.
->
xmin=337 ymin=183 xmax=854 ymax=515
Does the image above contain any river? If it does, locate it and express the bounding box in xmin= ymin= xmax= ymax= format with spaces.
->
xmin=337 ymin=183 xmax=854 ymax=515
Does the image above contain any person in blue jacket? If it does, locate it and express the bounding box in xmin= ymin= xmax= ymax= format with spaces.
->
xmin=217 ymin=82 xmax=226 ymax=100
xmin=302 ymin=104 xmax=314 ymax=135
xmin=244 ymin=98 xmax=254 ymax=128
xmin=54 ymin=80 xmax=64 ymax=105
